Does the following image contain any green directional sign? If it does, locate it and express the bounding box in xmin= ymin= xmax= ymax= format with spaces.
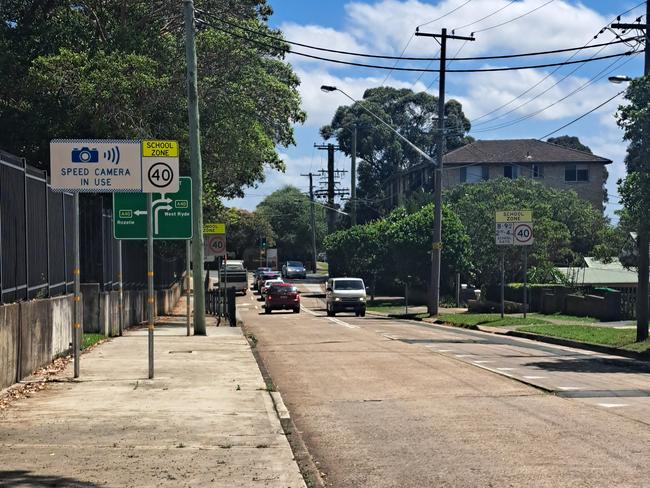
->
xmin=113 ymin=176 xmax=192 ymax=240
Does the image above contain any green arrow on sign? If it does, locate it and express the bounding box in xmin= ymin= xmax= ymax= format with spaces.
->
xmin=113 ymin=177 xmax=192 ymax=240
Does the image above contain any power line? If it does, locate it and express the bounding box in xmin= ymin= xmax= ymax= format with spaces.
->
xmin=470 ymin=2 xmax=647 ymax=123
xmin=194 ymin=20 xmax=641 ymax=73
xmin=197 ymin=8 xmax=640 ymax=62
xmin=538 ymin=90 xmax=625 ymax=139
xmin=417 ymin=0 xmax=474 ymax=29
xmin=471 ymin=38 xmax=640 ymax=128
xmin=470 ymin=49 xmax=641 ymax=132
xmin=453 ymin=1 xmax=518 ymax=33
xmin=472 ymin=0 xmax=555 ymax=35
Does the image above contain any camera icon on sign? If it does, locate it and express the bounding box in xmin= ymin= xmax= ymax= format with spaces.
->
xmin=71 ymin=147 xmax=99 ymax=163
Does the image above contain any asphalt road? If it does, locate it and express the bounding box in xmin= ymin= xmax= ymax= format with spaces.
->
xmin=239 ymin=279 xmax=650 ymax=487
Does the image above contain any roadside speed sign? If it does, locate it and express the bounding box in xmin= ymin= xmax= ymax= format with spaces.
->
xmin=513 ymin=222 xmax=534 ymax=246
xmin=205 ymin=234 xmax=226 ymax=257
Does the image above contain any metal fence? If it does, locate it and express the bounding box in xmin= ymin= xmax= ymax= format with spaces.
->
xmin=1 ymin=149 xmax=185 ymax=304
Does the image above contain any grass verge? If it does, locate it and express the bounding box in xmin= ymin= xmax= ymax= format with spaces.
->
xmin=527 ymin=313 xmax=599 ymax=324
xmin=517 ymin=324 xmax=645 ymax=350
xmin=438 ymin=313 xmax=550 ymax=328
xmin=81 ymin=333 xmax=105 ymax=350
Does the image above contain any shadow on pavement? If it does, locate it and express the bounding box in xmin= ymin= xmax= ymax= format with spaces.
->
xmin=0 ymin=470 xmax=102 ymax=487
xmin=525 ymin=357 xmax=650 ymax=374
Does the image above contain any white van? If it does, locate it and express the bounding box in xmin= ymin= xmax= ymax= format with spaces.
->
xmin=325 ymin=277 xmax=366 ymax=317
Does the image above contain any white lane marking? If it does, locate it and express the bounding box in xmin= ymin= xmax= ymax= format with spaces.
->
xmin=254 ymin=305 xmax=259 ymax=310
xmin=249 ymin=294 xmax=254 ymax=302
xmin=597 ymin=403 xmax=629 ymax=408
xmin=473 ymin=360 xmax=494 ymax=364
xmin=327 ymin=317 xmax=359 ymax=329
xmin=557 ymin=386 xmax=581 ymax=391
xmin=382 ymin=333 xmax=399 ymax=340
xmin=300 ymin=306 xmax=318 ymax=316
xmin=455 ymin=354 xmax=472 ymax=358
xmin=496 ymin=368 xmax=516 ymax=371
xmin=436 ymin=349 xmax=453 ymax=352
xmin=523 ymin=376 xmax=547 ymax=380
xmin=238 ymin=303 xmax=250 ymax=308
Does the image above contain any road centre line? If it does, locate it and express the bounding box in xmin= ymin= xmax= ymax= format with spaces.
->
xmin=598 ymin=403 xmax=629 ymax=408
xmin=523 ymin=376 xmax=547 ymax=379
xmin=301 ymin=306 xmax=318 ymax=316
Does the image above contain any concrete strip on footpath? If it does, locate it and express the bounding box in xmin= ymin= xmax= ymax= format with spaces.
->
xmin=0 ymin=305 xmax=306 ymax=488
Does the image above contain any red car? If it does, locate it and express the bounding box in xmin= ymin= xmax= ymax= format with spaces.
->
xmin=264 ymin=283 xmax=300 ymax=314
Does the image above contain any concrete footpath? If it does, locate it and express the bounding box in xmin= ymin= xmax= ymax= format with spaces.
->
xmin=0 ymin=301 xmax=306 ymax=488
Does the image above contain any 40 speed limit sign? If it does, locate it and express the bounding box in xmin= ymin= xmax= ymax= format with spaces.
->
xmin=513 ymin=222 xmax=534 ymax=246
xmin=205 ymin=234 xmax=226 ymax=257
xmin=142 ymin=140 xmax=179 ymax=193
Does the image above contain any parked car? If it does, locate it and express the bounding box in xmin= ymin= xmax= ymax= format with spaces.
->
xmin=261 ymin=278 xmax=284 ymax=297
xmin=325 ymin=277 xmax=366 ymax=317
xmin=253 ymin=267 xmax=272 ymax=290
xmin=256 ymin=270 xmax=281 ymax=292
xmin=282 ymin=261 xmax=307 ymax=279
xmin=264 ymin=283 xmax=301 ymax=314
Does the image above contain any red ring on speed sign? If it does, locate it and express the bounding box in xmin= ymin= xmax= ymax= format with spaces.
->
xmin=208 ymin=235 xmax=226 ymax=254
xmin=514 ymin=223 xmax=533 ymax=244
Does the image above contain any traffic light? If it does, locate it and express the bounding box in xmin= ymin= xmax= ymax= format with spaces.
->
xmin=260 ymin=236 xmax=267 ymax=249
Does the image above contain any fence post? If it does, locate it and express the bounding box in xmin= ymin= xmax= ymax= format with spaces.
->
xmin=23 ymin=159 xmax=29 ymax=300
xmin=45 ymin=175 xmax=51 ymax=297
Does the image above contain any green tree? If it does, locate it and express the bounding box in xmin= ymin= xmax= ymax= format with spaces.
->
xmin=546 ymin=135 xmax=592 ymax=153
xmin=324 ymin=203 xmax=470 ymax=296
xmin=0 ymin=0 xmax=304 ymax=209
xmin=320 ymin=87 xmax=471 ymax=223
xmin=615 ymin=75 xmax=650 ymax=341
xmin=221 ymin=208 xmax=275 ymax=260
xmin=256 ymin=186 xmax=326 ymax=264
xmin=445 ymin=178 xmax=615 ymax=286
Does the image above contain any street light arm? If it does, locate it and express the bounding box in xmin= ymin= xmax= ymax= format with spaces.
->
xmin=322 ymin=85 xmax=438 ymax=167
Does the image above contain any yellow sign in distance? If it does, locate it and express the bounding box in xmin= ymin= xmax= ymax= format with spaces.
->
xmin=495 ymin=210 xmax=532 ymax=223
xmin=203 ymin=223 xmax=226 ymax=235
xmin=142 ymin=140 xmax=179 ymax=157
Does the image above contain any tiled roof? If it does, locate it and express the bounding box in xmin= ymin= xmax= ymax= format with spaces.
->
xmin=443 ymin=139 xmax=612 ymax=165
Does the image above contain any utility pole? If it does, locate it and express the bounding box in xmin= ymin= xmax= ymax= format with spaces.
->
xmin=183 ymin=0 xmax=206 ymax=335
xmin=415 ymin=27 xmax=475 ymax=316
xmin=302 ymin=172 xmax=319 ymax=273
xmin=613 ymin=7 xmax=650 ymax=341
xmin=314 ymin=143 xmax=348 ymax=234
xmin=351 ymin=126 xmax=357 ymax=226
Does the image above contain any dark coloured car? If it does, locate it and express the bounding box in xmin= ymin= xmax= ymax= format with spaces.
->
xmin=253 ymin=267 xmax=272 ymax=290
xmin=256 ymin=270 xmax=281 ymax=292
xmin=282 ymin=261 xmax=307 ymax=279
xmin=264 ymin=284 xmax=300 ymax=314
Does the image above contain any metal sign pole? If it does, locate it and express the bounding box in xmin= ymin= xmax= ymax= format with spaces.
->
xmin=500 ymin=251 xmax=505 ymax=319
xmin=118 ymin=240 xmax=124 ymax=336
xmin=186 ymin=239 xmax=191 ymax=336
xmin=73 ymin=193 xmax=80 ymax=378
xmin=147 ymin=193 xmax=154 ymax=379
xmin=523 ymin=247 xmax=528 ymax=319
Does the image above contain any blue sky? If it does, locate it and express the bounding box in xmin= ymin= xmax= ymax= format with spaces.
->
xmin=224 ymin=0 xmax=647 ymax=219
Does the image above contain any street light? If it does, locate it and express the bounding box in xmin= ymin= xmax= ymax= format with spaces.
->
xmin=608 ymin=73 xmax=649 ymax=342
xmin=608 ymin=75 xmax=633 ymax=84
xmin=320 ymin=84 xmax=442 ymax=314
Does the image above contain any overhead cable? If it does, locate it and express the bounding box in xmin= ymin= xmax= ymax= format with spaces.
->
xmin=197 ymin=8 xmax=640 ymax=62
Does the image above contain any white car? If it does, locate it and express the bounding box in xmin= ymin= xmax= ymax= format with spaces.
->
xmin=325 ymin=277 xmax=367 ymax=317
xmin=261 ymin=278 xmax=284 ymax=297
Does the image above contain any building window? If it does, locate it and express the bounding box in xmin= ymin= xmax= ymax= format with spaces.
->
xmin=565 ymin=164 xmax=589 ymax=182
xmin=532 ymin=164 xmax=544 ymax=178
xmin=460 ymin=165 xmax=489 ymax=183
xmin=504 ymin=165 xmax=519 ymax=179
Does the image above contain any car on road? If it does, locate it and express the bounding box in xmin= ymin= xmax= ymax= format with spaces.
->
xmin=325 ymin=277 xmax=366 ymax=317
xmin=261 ymin=278 xmax=284 ymax=297
xmin=256 ymin=270 xmax=281 ymax=292
xmin=252 ymin=267 xmax=272 ymax=290
xmin=264 ymin=283 xmax=300 ymax=314
xmin=282 ymin=261 xmax=307 ymax=279
xmin=215 ymin=260 xmax=248 ymax=295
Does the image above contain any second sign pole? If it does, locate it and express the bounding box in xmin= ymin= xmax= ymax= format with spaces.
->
xmin=147 ymin=193 xmax=154 ymax=379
